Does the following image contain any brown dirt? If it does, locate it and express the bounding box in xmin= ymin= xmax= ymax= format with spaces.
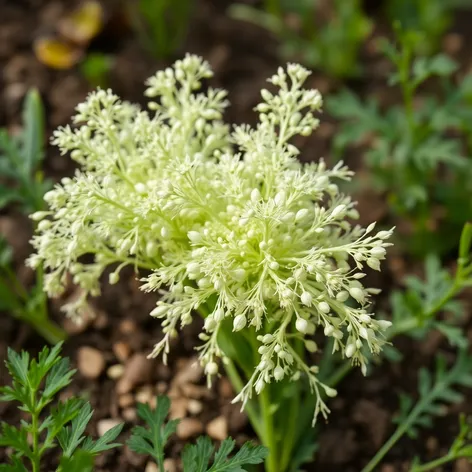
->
xmin=2 ymin=1 xmax=472 ymax=471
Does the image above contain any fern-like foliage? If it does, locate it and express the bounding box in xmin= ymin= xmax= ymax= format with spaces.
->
xmin=394 ymin=351 xmax=472 ymax=438
xmin=0 ymin=343 xmax=122 ymax=471
xmin=362 ymin=350 xmax=472 ymax=472
xmin=127 ymin=395 xmax=267 ymax=472
xmin=410 ymin=415 xmax=472 ymax=471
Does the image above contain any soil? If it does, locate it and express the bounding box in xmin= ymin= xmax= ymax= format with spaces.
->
xmin=1 ymin=1 xmax=472 ymax=471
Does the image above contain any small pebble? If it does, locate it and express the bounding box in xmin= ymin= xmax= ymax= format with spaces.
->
xmin=172 ymin=357 xmax=203 ymax=386
xmin=206 ymin=416 xmax=228 ymax=441
xmin=77 ymin=346 xmax=105 ymax=379
xmin=118 ymin=393 xmax=134 ymax=408
xmin=97 ymin=418 xmax=121 ymax=437
xmin=177 ymin=418 xmax=203 ymax=440
xmin=117 ymin=353 xmax=153 ymax=394
xmin=107 ymin=364 xmax=124 ymax=379
xmin=162 ymin=459 xmax=177 ymax=472
xmin=169 ymin=397 xmax=188 ymax=420
xmin=113 ymin=341 xmax=131 ymax=362
xmin=119 ymin=319 xmax=137 ymax=334
xmin=122 ymin=407 xmax=137 ymax=422
xmin=135 ymin=386 xmax=155 ymax=406
xmin=187 ymin=399 xmax=203 ymax=415
xmin=145 ymin=462 xmax=158 ymax=472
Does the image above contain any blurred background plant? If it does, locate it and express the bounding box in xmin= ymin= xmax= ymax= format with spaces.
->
xmin=384 ymin=0 xmax=453 ymax=55
xmin=327 ymin=26 xmax=472 ymax=257
xmin=126 ymin=0 xmax=194 ymax=59
xmin=230 ymin=0 xmax=372 ymax=79
xmin=79 ymin=52 xmax=114 ymax=88
xmin=0 ymin=90 xmax=66 ymax=344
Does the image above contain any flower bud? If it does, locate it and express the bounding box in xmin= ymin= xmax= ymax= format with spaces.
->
xmin=324 ymin=386 xmax=337 ymax=398
xmin=305 ymin=340 xmax=318 ymax=353
xmin=150 ymin=305 xmax=168 ymax=317
xmin=345 ymin=343 xmax=356 ymax=358
xmin=213 ymin=308 xmax=225 ymax=322
xmin=318 ymin=301 xmax=330 ymax=314
xmin=331 ymin=204 xmax=346 ymax=218
xmin=296 ymin=318 xmax=309 ymax=333
xmin=301 ymin=291 xmax=313 ymax=306
xmin=377 ymin=319 xmax=392 ymax=330
xmin=274 ymin=366 xmax=284 ymax=381
xmin=188 ymin=231 xmax=202 ymax=243
xmin=251 ymin=188 xmax=261 ymax=202
xmin=233 ymin=314 xmax=247 ymax=331
xmin=109 ymin=272 xmax=119 ymax=285
xmin=204 ymin=316 xmax=216 ymax=331
xmin=205 ymin=362 xmax=218 ymax=376
xmin=295 ymin=209 xmax=309 ymax=221
xmin=349 ymin=287 xmax=365 ymax=303
xmin=370 ymin=246 xmax=386 ymax=258
xmin=336 ymin=291 xmax=349 ymax=302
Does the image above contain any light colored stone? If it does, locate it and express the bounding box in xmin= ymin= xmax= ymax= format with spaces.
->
xmin=122 ymin=407 xmax=137 ymax=422
xmin=169 ymin=397 xmax=188 ymax=420
xmin=145 ymin=459 xmax=177 ymax=472
xmin=119 ymin=319 xmax=136 ymax=334
xmin=113 ymin=341 xmax=131 ymax=362
xmin=116 ymin=353 xmax=153 ymax=394
xmin=206 ymin=415 xmax=227 ymax=441
xmin=135 ymin=386 xmax=155 ymax=406
xmin=118 ymin=393 xmax=134 ymax=408
xmin=187 ymin=399 xmax=203 ymax=415
xmin=176 ymin=418 xmax=203 ymax=440
xmin=145 ymin=462 xmax=158 ymax=472
xmin=77 ymin=346 xmax=105 ymax=379
xmin=172 ymin=357 xmax=203 ymax=387
xmin=162 ymin=459 xmax=177 ymax=472
xmin=107 ymin=364 xmax=124 ymax=379
xmin=97 ymin=418 xmax=121 ymax=437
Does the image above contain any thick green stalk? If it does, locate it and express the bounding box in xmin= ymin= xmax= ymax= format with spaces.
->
xmin=22 ymin=313 xmax=67 ymax=345
xmin=259 ymin=386 xmax=278 ymax=472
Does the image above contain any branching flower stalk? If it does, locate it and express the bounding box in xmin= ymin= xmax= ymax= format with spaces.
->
xmin=29 ymin=56 xmax=393 ymax=471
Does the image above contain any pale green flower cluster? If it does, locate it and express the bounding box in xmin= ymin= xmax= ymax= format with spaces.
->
xmin=29 ymin=55 xmax=393 ymax=423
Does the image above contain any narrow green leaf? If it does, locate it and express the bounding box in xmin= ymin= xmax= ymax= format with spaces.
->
xmin=58 ymin=403 xmax=94 ymax=457
xmin=57 ymin=449 xmax=94 ymax=472
xmin=459 ymin=222 xmax=472 ymax=267
xmin=21 ymin=89 xmax=45 ymax=175
xmin=82 ymin=422 xmax=123 ymax=454
xmin=0 ymin=424 xmax=32 ymax=458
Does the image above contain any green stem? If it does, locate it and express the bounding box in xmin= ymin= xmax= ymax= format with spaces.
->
xmin=279 ymin=339 xmax=303 ymax=471
xmin=24 ymin=313 xmax=67 ymax=345
xmin=259 ymin=386 xmax=278 ymax=472
xmin=411 ymin=454 xmax=456 ymax=472
xmin=223 ymin=358 xmax=265 ymax=441
xmin=361 ymin=422 xmax=408 ymax=472
xmin=30 ymin=400 xmax=41 ymax=472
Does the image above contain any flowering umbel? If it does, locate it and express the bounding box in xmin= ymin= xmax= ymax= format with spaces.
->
xmin=29 ymin=55 xmax=393 ymax=423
